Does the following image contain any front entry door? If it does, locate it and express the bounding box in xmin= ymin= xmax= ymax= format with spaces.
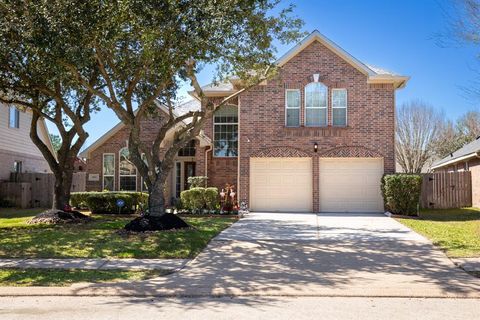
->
xmin=184 ymin=162 xmax=196 ymax=190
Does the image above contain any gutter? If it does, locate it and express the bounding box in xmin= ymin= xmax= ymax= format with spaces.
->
xmin=431 ymin=151 xmax=480 ymax=170
xmin=204 ymin=145 xmax=212 ymax=186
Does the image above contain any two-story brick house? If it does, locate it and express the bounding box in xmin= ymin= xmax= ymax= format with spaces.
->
xmin=80 ymin=30 xmax=409 ymax=213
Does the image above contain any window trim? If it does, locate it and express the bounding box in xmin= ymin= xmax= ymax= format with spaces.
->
xmin=332 ymin=88 xmax=348 ymax=127
xmin=304 ymin=82 xmax=328 ymax=127
xmin=213 ymin=105 xmax=238 ymax=158
xmin=118 ymin=147 xmax=137 ymax=191
xmin=285 ymin=89 xmax=301 ymax=127
xmin=9 ymin=106 xmax=20 ymax=129
xmin=102 ymin=153 xmax=115 ymax=191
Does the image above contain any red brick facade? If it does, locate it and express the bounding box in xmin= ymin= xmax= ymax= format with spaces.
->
xmin=84 ymin=37 xmax=398 ymax=211
xmin=232 ymin=40 xmax=395 ymax=211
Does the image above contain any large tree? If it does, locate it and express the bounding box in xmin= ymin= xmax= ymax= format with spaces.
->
xmin=56 ymin=1 xmax=303 ymax=229
xmin=0 ymin=1 xmax=103 ymax=215
xmin=434 ymin=110 xmax=480 ymax=158
xmin=396 ymin=100 xmax=443 ymax=173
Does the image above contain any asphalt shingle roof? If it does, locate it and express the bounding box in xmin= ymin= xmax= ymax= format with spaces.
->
xmin=433 ymin=137 xmax=480 ymax=167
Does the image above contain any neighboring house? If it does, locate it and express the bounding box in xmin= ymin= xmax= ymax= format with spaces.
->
xmin=0 ymin=102 xmax=53 ymax=180
xmin=80 ymin=30 xmax=409 ymax=213
xmin=431 ymin=137 xmax=480 ymax=207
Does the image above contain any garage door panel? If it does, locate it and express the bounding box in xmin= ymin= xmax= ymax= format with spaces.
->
xmin=250 ymin=158 xmax=312 ymax=212
xmin=319 ymin=158 xmax=383 ymax=213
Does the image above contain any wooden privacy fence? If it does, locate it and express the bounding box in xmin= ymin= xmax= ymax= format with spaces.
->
xmin=0 ymin=172 xmax=86 ymax=208
xmin=421 ymin=171 xmax=472 ymax=209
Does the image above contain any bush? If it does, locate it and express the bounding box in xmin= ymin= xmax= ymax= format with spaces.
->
xmin=70 ymin=192 xmax=90 ymax=209
xmin=204 ymin=187 xmax=219 ymax=210
xmin=381 ymin=174 xmax=422 ymax=216
xmin=180 ymin=187 xmax=219 ymax=212
xmin=70 ymin=192 xmax=148 ymax=214
xmin=187 ymin=176 xmax=208 ymax=188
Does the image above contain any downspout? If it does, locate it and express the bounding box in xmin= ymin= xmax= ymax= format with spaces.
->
xmin=204 ymin=145 xmax=212 ymax=187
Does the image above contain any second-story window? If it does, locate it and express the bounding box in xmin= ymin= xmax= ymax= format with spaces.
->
xmin=332 ymin=89 xmax=347 ymax=126
xmin=305 ymin=82 xmax=327 ymax=127
xmin=9 ymin=106 xmax=20 ymax=128
xmin=285 ymin=89 xmax=300 ymax=127
xmin=214 ymin=105 xmax=238 ymax=157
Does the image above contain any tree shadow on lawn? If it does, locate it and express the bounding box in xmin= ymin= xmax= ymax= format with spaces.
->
xmin=69 ymin=217 xmax=480 ymax=298
xmin=0 ymin=215 xmax=235 ymax=259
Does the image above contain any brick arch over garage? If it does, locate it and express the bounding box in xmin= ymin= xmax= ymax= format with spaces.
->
xmin=318 ymin=146 xmax=383 ymax=158
xmin=250 ymin=147 xmax=311 ymax=158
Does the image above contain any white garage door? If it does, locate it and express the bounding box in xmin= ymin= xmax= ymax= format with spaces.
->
xmin=319 ymin=158 xmax=384 ymax=212
xmin=250 ymin=158 xmax=312 ymax=212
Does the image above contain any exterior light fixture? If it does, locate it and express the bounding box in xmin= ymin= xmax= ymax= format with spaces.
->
xmin=314 ymin=142 xmax=318 ymax=153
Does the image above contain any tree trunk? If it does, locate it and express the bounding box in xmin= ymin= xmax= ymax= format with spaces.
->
xmin=148 ymin=174 xmax=167 ymax=217
xmin=52 ymin=167 xmax=74 ymax=210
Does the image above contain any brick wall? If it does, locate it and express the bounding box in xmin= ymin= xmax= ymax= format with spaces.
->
xmin=233 ymin=40 xmax=395 ymax=210
xmin=86 ymin=113 xmax=173 ymax=202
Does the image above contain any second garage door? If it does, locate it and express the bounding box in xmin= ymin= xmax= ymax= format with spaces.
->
xmin=250 ymin=157 xmax=312 ymax=212
xmin=319 ymin=158 xmax=384 ymax=212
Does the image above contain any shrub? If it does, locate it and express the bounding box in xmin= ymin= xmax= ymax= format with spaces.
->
xmin=204 ymin=187 xmax=219 ymax=210
xmin=70 ymin=192 xmax=90 ymax=209
xmin=188 ymin=187 xmax=206 ymax=210
xmin=381 ymin=174 xmax=422 ymax=216
xmin=180 ymin=187 xmax=219 ymax=212
xmin=71 ymin=191 xmax=148 ymax=214
xmin=187 ymin=176 xmax=208 ymax=188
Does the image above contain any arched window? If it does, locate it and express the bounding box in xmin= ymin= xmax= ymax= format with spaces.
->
xmin=305 ymin=82 xmax=327 ymax=126
xmin=119 ymin=147 xmax=137 ymax=191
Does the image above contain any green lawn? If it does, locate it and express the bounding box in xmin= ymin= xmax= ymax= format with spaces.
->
xmin=0 ymin=268 xmax=166 ymax=286
xmin=0 ymin=208 xmax=236 ymax=259
xmin=397 ymin=208 xmax=480 ymax=258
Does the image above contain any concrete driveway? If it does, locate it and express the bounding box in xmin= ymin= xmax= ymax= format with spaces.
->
xmin=4 ymin=212 xmax=480 ymax=297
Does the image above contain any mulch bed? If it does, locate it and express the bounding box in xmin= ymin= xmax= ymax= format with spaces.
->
xmin=27 ymin=209 xmax=91 ymax=225
xmin=123 ymin=212 xmax=190 ymax=232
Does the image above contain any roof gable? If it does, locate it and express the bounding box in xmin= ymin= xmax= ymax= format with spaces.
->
xmin=195 ymin=30 xmax=409 ymax=96
xmin=276 ymin=30 xmax=374 ymax=76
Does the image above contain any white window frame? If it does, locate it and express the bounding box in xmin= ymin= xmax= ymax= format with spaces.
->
xmin=332 ymin=88 xmax=348 ymax=127
xmin=102 ymin=153 xmax=115 ymax=191
xmin=213 ymin=105 xmax=238 ymax=158
xmin=9 ymin=106 xmax=20 ymax=128
xmin=118 ymin=147 xmax=137 ymax=191
xmin=304 ymin=82 xmax=328 ymax=127
xmin=285 ymin=89 xmax=301 ymax=127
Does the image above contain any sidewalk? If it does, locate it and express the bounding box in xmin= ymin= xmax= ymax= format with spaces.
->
xmin=0 ymin=258 xmax=189 ymax=271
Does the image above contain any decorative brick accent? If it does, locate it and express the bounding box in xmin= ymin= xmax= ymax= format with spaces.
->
xmin=250 ymin=147 xmax=311 ymax=158
xmin=318 ymin=146 xmax=383 ymax=158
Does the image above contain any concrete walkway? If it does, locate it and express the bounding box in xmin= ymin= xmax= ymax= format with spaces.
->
xmin=0 ymin=258 xmax=189 ymax=271
xmin=2 ymin=212 xmax=480 ymax=297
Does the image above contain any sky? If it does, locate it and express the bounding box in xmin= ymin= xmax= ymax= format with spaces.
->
xmin=62 ymin=0 xmax=480 ymax=148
